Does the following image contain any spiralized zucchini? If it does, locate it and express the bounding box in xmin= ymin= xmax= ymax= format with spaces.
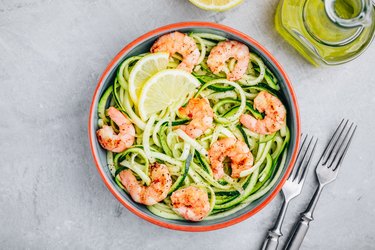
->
xmin=97 ymin=32 xmax=289 ymax=221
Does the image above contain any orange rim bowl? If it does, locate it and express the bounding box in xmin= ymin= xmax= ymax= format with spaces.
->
xmin=88 ymin=21 xmax=301 ymax=232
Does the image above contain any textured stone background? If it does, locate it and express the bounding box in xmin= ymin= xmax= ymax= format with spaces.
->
xmin=1 ymin=0 xmax=374 ymax=249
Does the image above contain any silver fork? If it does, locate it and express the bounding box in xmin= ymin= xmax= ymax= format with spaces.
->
xmin=285 ymin=119 xmax=357 ymax=250
xmin=261 ymin=134 xmax=318 ymax=250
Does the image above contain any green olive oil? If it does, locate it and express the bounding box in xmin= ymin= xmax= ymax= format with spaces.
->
xmin=275 ymin=0 xmax=375 ymax=65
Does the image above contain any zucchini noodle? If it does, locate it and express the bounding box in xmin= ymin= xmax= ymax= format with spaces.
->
xmin=96 ymin=32 xmax=290 ymax=221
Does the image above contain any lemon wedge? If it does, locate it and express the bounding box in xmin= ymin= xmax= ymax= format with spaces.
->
xmin=128 ymin=53 xmax=169 ymax=104
xmin=189 ymin=0 xmax=243 ymax=11
xmin=138 ymin=69 xmax=200 ymax=121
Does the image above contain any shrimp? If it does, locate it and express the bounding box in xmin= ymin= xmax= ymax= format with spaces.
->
xmin=119 ymin=163 xmax=172 ymax=206
xmin=208 ymin=137 xmax=254 ymax=180
xmin=96 ymin=107 xmax=135 ymax=153
xmin=171 ymin=186 xmax=210 ymax=221
xmin=178 ymin=98 xmax=214 ymax=139
xmin=150 ymin=31 xmax=200 ymax=73
xmin=240 ymin=91 xmax=286 ymax=135
xmin=207 ymin=40 xmax=250 ymax=81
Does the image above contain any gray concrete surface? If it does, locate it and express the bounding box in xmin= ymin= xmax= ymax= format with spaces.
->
xmin=1 ymin=0 xmax=375 ymax=249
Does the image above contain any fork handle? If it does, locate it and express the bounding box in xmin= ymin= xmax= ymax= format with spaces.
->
xmin=261 ymin=200 xmax=290 ymax=250
xmin=261 ymin=231 xmax=282 ymax=250
xmin=284 ymin=214 xmax=312 ymax=250
xmin=285 ymin=185 xmax=324 ymax=250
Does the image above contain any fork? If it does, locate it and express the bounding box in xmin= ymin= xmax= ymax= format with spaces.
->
xmin=261 ymin=134 xmax=318 ymax=250
xmin=285 ymin=119 xmax=357 ymax=250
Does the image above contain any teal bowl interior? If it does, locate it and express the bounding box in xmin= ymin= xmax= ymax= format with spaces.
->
xmin=89 ymin=22 xmax=300 ymax=231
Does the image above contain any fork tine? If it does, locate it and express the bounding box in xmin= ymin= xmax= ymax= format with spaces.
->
xmin=331 ymin=124 xmax=357 ymax=171
xmin=321 ymin=119 xmax=348 ymax=165
xmin=292 ymin=135 xmax=314 ymax=182
xmin=289 ymin=134 xmax=308 ymax=180
xmin=326 ymin=121 xmax=353 ymax=168
xmin=296 ymin=137 xmax=318 ymax=184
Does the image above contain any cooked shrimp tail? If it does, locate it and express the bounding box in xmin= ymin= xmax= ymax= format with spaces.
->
xmin=171 ymin=186 xmax=210 ymax=221
xmin=240 ymin=91 xmax=286 ymax=135
xmin=119 ymin=163 xmax=172 ymax=206
xmin=207 ymin=40 xmax=250 ymax=81
xmin=178 ymin=98 xmax=214 ymax=139
xmin=208 ymin=137 xmax=254 ymax=180
xmin=150 ymin=31 xmax=200 ymax=73
xmin=96 ymin=107 xmax=135 ymax=153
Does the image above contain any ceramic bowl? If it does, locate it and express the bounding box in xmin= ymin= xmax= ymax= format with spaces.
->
xmin=88 ymin=22 xmax=300 ymax=231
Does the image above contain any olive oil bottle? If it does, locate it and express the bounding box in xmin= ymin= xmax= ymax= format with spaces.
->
xmin=275 ymin=0 xmax=375 ymax=65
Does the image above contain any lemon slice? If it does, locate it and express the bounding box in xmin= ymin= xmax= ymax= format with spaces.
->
xmin=138 ymin=69 xmax=200 ymax=121
xmin=129 ymin=52 xmax=169 ymax=104
xmin=188 ymin=0 xmax=243 ymax=11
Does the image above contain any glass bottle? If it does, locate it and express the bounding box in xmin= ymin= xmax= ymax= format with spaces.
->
xmin=275 ymin=0 xmax=375 ymax=66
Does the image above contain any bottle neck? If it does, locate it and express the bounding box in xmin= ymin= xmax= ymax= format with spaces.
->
xmin=302 ymin=0 xmax=374 ymax=46
xmin=325 ymin=0 xmax=373 ymax=28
